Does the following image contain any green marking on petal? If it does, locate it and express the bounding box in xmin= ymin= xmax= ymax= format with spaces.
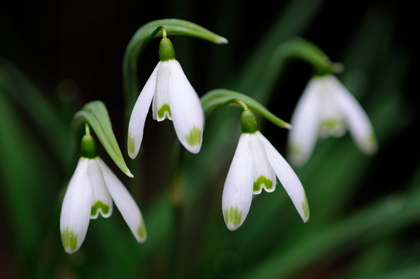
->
xmin=321 ymin=118 xmax=340 ymax=129
xmin=137 ymin=218 xmax=147 ymax=240
xmin=61 ymin=227 xmax=78 ymax=251
xmin=224 ymin=207 xmax=242 ymax=226
xmin=186 ymin=126 xmax=202 ymax=147
xmin=128 ymin=133 xmax=135 ymax=155
xmin=157 ymin=104 xmax=172 ymax=119
xmin=366 ymin=133 xmax=378 ymax=152
xmin=302 ymin=195 xmax=310 ymax=220
xmin=289 ymin=143 xmax=302 ymax=157
xmin=253 ymin=175 xmax=273 ymax=193
xmin=91 ymin=200 xmax=110 ymax=217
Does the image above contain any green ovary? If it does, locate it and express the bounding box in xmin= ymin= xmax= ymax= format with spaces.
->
xmin=61 ymin=227 xmax=78 ymax=251
xmin=158 ymin=104 xmax=172 ymax=119
xmin=253 ymin=176 xmax=273 ymax=193
xmin=186 ymin=126 xmax=202 ymax=147
xmin=91 ymin=201 xmax=110 ymax=217
xmin=224 ymin=207 xmax=242 ymax=226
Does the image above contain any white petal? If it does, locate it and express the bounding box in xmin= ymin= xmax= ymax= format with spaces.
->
xmin=168 ymin=60 xmax=204 ymax=154
xmin=222 ymin=134 xmax=254 ymax=231
xmin=248 ymin=133 xmax=276 ymax=194
xmin=257 ymin=132 xmax=309 ymax=222
xmin=127 ymin=62 xmax=160 ymax=159
xmin=60 ymin=158 xmax=92 ymax=254
xmin=97 ymin=158 xmax=146 ymax=242
xmin=88 ymin=158 xmax=113 ymax=219
xmin=311 ymin=75 xmax=347 ymax=138
xmin=152 ymin=61 xmax=172 ymax=121
xmin=288 ymin=77 xmax=321 ymax=166
xmin=329 ymin=75 xmax=378 ymax=154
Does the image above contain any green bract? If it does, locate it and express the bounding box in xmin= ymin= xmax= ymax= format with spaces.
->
xmin=72 ymin=101 xmax=133 ymax=177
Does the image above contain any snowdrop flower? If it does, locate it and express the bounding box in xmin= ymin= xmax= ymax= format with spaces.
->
xmin=222 ymin=110 xmax=309 ymax=231
xmin=60 ymin=131 xmax=146 ymax=254
xmin=288 ymin=74 xmax=378 ymax=166
xmin=128 ymin=32 xmax=204 ymax=159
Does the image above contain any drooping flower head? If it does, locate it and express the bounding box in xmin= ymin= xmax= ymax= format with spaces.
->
xmin=60 ymin=125 xmax=146 ymax=254
xmin=288 ymin=74 xmax=378 ymax=166
xmin=128 ymin=30 xmax=204 ymax=159
xmin=222 ymin=107 xmax=309 ymax=231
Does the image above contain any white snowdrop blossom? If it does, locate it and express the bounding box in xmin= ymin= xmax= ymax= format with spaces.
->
xmin=60 ymin=155 xmax=146 ymax=254
xmin=288 ymin=74 xmax=378 ymax=166
xmin=222 ymin=111 xmax=309 ymax=231
xmin=127 ymin=36 xmax=204 ymax=158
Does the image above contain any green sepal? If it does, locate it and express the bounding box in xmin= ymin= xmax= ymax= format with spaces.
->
xmin=201 ymin=89 xmax=291 ymax=129
xmin=72 ymin=101 xmax=134 ymax=177
xmin=123 ymin=18 xmax=228 ymax=108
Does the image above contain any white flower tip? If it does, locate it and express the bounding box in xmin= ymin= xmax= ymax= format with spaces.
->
xmin=361 ymin=134 xmax=378 ymax=155
xmin=127 ymin=133 xmax=139 ymax=160
xmin=184 ymin=126 xmax=203 ymax=154
xmin=135 ymin=218 xmax=147 ymax=243
xmin=90 ymin=201 xmax=112 ymax=219
xmin=287 ymin=143 xmax=309 ymax=167
xmin=223 ymin=206 xmax=244 ymax=231
xmin=300 ymin=196 xmax=310 ymax=223
xmin=125 ymin=170 xmax=134 ymax=178
xmin=61 ymin=227 xmax=81 ymax=254
xmin=217 ymin=37 xmax=229 ymax=44
xmin=253 ymin=176 xmax=276 ymax=194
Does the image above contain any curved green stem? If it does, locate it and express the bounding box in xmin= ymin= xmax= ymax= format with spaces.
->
xmin=252 ymin=37 xmax=341 ymax=104
xmin=201 ymin=89 xmax=291 ymax=129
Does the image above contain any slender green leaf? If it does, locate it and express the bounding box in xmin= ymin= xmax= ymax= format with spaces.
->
xmin=201 ymin=89 xmax=291 ymax=129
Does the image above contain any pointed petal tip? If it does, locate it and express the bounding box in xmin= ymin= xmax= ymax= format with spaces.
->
xmin=218 ymin=37 xmax=229 ymax=44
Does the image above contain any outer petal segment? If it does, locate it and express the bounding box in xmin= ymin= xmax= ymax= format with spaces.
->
xmin=288 ymin=77 xmax=321 ymax=167
xmin=168 ymin=60 xmax=204 ymax=154
xmin=330 ymin=75 xmax=378 ymax=154
xmin=97 ymin=158 xmax=147 ymax=242
xmin=60 ymin=158 xmax=92 ymax=254
xmin=222 ymin=134 xmax=254 ymax=231
xmin=127 ymin=62 xmax=160 ymax=159
xmin=257 ymin=132 xmax=309 ymax=222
